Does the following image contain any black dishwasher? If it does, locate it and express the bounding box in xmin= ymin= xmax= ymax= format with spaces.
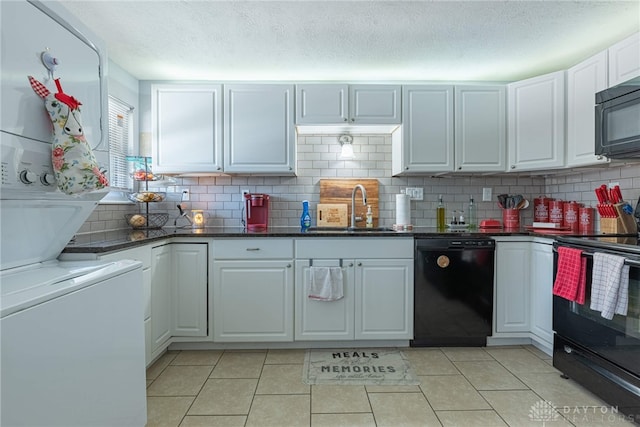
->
xmin=411 ymin=237 xmax=495 ymax=347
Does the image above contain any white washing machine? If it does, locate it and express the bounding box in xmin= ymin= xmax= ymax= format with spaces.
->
xmin=0 ymin=136 xmax=147 ymax=426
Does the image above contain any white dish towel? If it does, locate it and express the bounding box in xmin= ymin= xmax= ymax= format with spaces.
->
xmin=590 ymin=252 xmax=630 ymax=320
xmin=308 ymin=267 xmax=344 ymax=301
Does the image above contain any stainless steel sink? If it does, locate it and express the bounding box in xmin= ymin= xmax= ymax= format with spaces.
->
xmin=305 ymin=226 xmax=396 ymax=233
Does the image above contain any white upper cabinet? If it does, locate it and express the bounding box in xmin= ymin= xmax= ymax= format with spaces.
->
xmin=507 ymin=71 xmax=566 ymax=171
xmin=152 ymin=84 xmax=223 ymax=174
xmin=296 ymin=84 xmax=401 ymax=124
xmin=296 ymin=84 xmax=348 ymax=124
xmin=566 ymin=51 xmax=610 ymax=167
xmin=349 ymin=85 xmax=402 ymax=124
xmin=393 ymin=85 xmax=454 ymax=174
xmin=394 ymin=84 xmax=504 ymax=174
xmin=608 ymin=32 xmax=640 ymax=87
xmin=454 ymin=85 xmax=506 ymax=172
xmin=224 ymin=84 xmax=296 ymax=174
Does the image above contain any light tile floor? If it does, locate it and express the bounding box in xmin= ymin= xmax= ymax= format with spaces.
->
xmin=146 ymin=345 xmax=637 ymax=427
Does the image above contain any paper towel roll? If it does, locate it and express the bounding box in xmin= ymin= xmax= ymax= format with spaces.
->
xmin=395 ymin=194 xmax=411 ymax=225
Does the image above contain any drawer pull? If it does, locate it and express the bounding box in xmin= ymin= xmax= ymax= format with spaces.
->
xmin=246 ymin=248 xmax=261 ymax=251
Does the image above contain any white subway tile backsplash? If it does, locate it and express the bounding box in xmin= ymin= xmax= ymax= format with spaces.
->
xmin=80 ymin=134 xmax=640 ymax=232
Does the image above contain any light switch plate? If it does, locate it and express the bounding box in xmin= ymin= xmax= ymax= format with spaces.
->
xmin=405 ymin=187 xmax=424 ymax=200
xmin=482 ymin=187 xmax=492 ymax=201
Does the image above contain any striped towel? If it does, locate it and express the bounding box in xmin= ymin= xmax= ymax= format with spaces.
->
xmin=553 ymin=247 xmax=587 ymax=304
xmin=590 ymin=253 xmax=629 ymax=320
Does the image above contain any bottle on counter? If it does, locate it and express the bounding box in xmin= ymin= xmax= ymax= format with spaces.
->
xmin=437 ymin=195 xmax=446 ymax=230
xmin=467 ymin=196 xmax=477 ymax=230
xmin=300 ymin=200 xmax=311 ymax=232
xmin=366 ymin=206 xmax=373 ymax=228
xmin=458 ymin=210 xmax=465 ymax=225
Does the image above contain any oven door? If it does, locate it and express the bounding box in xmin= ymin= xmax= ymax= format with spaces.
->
xmin=553 ymin=243 xmax=640 ymax=377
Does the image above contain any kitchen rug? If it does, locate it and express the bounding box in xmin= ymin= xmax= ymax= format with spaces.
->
xmin=302 ymin=348 xmax=420 ymax=386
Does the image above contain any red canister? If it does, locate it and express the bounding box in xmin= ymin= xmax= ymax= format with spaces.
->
xmin=549 ymin=200 xmax=564 ymax=224
xmin=502 ymin=209 xmax=520 ymax=229
xmin=563 ymin=201 xmax=580 ymax=231
xmin=534 ymin=196 xmax=552 ymax=222
xmin=579 ymin=207 xmax=594 ymax=234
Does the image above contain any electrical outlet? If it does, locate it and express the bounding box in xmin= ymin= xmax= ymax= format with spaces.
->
xmin=241 ymin=189 xmax=250 ymax=197
xmin=181 ymin=189 xmax=190 ymax=201
xmin=482 ymin=187 xmax=492 ymax=202
xmin=405 ymin=187 xmax=424 ymax=201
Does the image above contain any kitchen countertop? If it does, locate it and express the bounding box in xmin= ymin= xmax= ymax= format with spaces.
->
xmin=62 ymin=225 xmax=628 ymax=254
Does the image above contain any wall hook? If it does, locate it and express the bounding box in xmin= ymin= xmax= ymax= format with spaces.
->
xmin=40 ymin=49 xmax=59 ymax=80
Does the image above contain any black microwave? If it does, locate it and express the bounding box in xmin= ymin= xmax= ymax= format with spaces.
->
xmin=595 ymin=77 xmax=640 ymax=159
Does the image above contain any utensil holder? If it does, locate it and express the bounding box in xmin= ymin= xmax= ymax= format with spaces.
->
xmin=502 ymin=209 xmax=520 ymax=229
xmin=599 ymin=204 xmax=637 ymax=234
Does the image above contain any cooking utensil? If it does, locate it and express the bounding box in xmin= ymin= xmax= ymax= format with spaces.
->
xmin=497 ymin=194 xmax=508 ymax=209
xmin=516 ymin=199 xmax=529 ymax=209
xmin=512 ymin=195 xmax=523 ymax=208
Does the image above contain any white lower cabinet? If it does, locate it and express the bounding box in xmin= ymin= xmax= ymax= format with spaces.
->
xmin=530 ymin=239 xmax=554 ymax=348
xmin=494 ymin=239 xmax=531 ymax=333
xmin=98 ymin=244 xmax=154 ymax=366
xmin=171 ymin=243 xmax=208 ymax=337
xmin=355 ymin=259 xmax=413 ymax=340
xmin=295 ymin=238 xmax=414 ymax=341
xmin=212 ymin=239 xmax=294 ymax=342
xmin=493 ymin=237 xmax=555 ymax=354
xmin=151 ymin=242 xmax=208 ymax=361
xmin=295 ymin=259 xmax=355 ymax=340
xmin=151 ymin=244 xmax=172 ymax=354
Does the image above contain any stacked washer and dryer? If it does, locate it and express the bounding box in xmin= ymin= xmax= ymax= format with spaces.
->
xmin=0 ymin=1 xmax=146 ymax=425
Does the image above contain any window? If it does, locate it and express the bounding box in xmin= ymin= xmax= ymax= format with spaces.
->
xmin=108 ymin=96 xmax=133 ymax=191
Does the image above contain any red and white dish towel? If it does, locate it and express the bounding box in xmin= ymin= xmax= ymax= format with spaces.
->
xmin=553 ymin=247 xmax=586 ymax=304
xmin=590 ymin=253 xmax=629 ymax=320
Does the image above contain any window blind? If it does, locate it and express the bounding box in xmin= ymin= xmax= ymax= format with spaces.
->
xmin=108 ymin=96 xmax=134 ymax=190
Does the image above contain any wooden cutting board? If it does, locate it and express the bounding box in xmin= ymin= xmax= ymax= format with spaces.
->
xmin=319 ymin=179 xmax=379 ymax=228
xmin=316 ymin=204 xmax=348 ymax=227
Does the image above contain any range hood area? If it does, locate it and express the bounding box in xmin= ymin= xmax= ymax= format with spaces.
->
xmin=295 ymin=124 xmax=401 ymax=135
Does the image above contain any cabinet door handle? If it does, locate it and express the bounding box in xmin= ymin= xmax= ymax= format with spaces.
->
xmin=348 ymin=263 xmax=354 ymax=267
xmin=511 ymin=165 xmax=516 ymax=169
xmin=246 ymin=248 xmax=260 ymax=251
xmin=286 ymin=264 xmax=292 ymax=268
xmin=343 ymin=118 xmax=348 ymax=122
xmin=350 ymin=118 xmax=355 ymax=122
xmin=357 ymin=262 xmax=362 ymax=266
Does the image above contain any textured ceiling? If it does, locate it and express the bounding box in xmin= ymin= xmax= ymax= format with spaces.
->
xmin=58 ymin=1 xmax=640 ymax=82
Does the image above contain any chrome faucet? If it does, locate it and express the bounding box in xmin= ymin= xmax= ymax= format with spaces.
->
xmin=350 ymin=184 xmax=367 ymax=229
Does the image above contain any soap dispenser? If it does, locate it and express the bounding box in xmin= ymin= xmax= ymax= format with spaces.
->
xmin=300 ymin=200 xmax=311 ymax=232
xmin=366 ymin=206 xmax=373 ymax=228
